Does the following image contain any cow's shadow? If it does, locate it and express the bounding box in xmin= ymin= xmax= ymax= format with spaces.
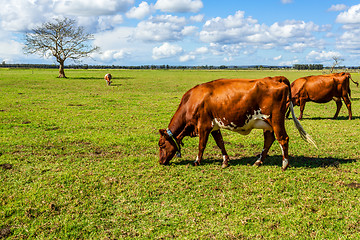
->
xmin=287 ymin=116 xmax=360 ymax=120
xmin=69 ymin=77 xmax=134 ymax=80
xmin=173 ymin=155 xmax=356 ymax=169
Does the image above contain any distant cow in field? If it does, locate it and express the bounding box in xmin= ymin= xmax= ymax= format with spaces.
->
xmin=286 ymin=72 xmax=359 ymax=120
xmin=104 ymin=73 xmax=112 ymax=86
xmin=158 ymin=76 xmax=316 ymax=171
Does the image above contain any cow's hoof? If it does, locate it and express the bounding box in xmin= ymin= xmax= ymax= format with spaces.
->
xmin=193 ymin=161 xmax=200 ymax=166
xmin=253 ymin=160 xmax=262 ymax=167
xmin=221 ymin=162 xmax=229 ymax=169
xmin=281 ymin=165 xmax=289 ymax=171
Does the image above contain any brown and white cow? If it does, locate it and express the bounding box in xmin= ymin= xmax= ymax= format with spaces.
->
xmin=158 ymin=76 xmax=316 ymax=171
xmin=286 ymin=72 xmax=358 ymax=120
xmin=104 ymin=73 xmax=112 ymax=86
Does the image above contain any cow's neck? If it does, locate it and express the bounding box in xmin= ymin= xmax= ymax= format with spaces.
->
xmin=167 ymin=110 xmax=187 ymax=140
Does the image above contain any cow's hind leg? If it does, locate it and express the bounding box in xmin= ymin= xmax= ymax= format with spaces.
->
xmin=194 ymin=128 xmax=211 ymax=166
xmin=254 ymin=130 xmax=275 ymax=167
xmin=341 ymin=94 xmax=352 ymax=120
xmin=333 ymin=97 xmax=342 ymax=119
xmin=285 ymin=101 xmax=292 ymax=119
xmin=298 ymin=99 xmax=306 ymax=120
xmin=211 ymin=130 xmax=230 ymax=168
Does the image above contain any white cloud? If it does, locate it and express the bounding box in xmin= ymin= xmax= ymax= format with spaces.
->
xmin=54 ymin=0 xmax=134 ymax=16
xmin=92 ymin=27 xmax=137 ymax=62
xmin=335 ymin=5 xmax=360 ymax=55
xmin=0 ymin=39 xmax=23 ymax=61
xmin=126 ymin=1 xmax=153 ymax=19
xmin=269 ymin=20 xmax=319 ymax=39
xmin=284 ymin=43 xmax=307 ymax=52
xmin=178 ymin=46 xmax=209 ymax=62
xmin=200 ymin=11 xmax=261 ymax=44
xmin=94 ymin=49 xmax=129 ymax=61
xmin=94 ymin=27 xmax=134 ymax=47
xmin=181 ymin=26 xmax=198 ymax=36
xmin=273 ymin=55 xmax=282 ymax=61
xmin=281 ymin=0 xmax=293 ymax=4
xmin=91 ymin=49 xmax=129 ymax=62
xmin=279 ymin=59 xmax=299 ymax=66
xmin=155 ymin=0 xmax=203 ymax=13
xmin=152 ymin=42 xmax=183 ymax=60
xmin=0 ymin=0 xmax=53 ymax=31
xmin=134 ymin=15 xmax=196 ymax=42
xmin=328 ymin=4 xmax=347 ymax=12
xmin=190 ymin=14 xmax=204 ymax=22
xmin=97 ymin=15 xmax=124 ymax=31
xmin=337 ymin=29 xmax=360 ymax=54
xmin=336 ymin=4 xmax=360 ymax=24
xmin=193 ymin=46 xmax=208 ymax=54
xmin=200 ymin=11 xmax=322 ymax=53
xmin=306 ymin=50 xmax=341 ymax=62
xmin=0 ymin=0 xmax=132 ymax=33
xmin=179 ymin=54 xmax=195 ymax=62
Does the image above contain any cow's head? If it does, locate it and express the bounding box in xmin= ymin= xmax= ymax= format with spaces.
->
xmin=158 ymin=129 xmax=179 ymax=165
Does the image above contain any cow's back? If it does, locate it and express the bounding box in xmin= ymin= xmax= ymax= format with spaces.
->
xmin=180 ymin=77 xmax=289 ymax=125
xmin=293 ymin=75 xmax=338 ymax=103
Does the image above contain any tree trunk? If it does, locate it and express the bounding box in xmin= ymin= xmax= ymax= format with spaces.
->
xmin=330 ymin=64 xmax=335 ymax=73
xmin=58 ymin=61 xmax=66 ymax=78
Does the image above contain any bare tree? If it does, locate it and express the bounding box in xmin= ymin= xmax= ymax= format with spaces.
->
xmin=330 ymin=56 xmax=344 ymax=73
xmin=24 ymin=17 xmax=99 ymax=78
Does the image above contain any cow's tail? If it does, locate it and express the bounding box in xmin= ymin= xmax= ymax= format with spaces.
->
xmin=288 ymin=101 xmax=318 ymax=149
xmin=350 ymin=76 xmax=359 ymax=87
xmin=282 ymin=77 xmax=317 ymax=148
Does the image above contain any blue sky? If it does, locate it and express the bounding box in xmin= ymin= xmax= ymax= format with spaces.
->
xmin=1 ymin=0 xmax=360 ymax=66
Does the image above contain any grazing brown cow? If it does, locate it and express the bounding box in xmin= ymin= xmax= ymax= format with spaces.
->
xmin=158 ymin=76 xmax=316 ymax=171
xmin=287 ymin=72 xmax=358 ymax=120
xmin=104 ymin=73 xmax=112 ymax=86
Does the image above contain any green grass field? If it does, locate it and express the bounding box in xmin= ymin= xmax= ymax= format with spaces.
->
xmin=1 ymin=68 xmax=360 ymax=239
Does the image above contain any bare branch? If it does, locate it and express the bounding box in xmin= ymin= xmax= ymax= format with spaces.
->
xmin=23 ymin=17 xmax=100 ymax=78
xmin=331 ymin=56 xmax=344 ymax=73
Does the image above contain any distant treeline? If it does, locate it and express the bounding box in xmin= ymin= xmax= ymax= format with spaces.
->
xmin=293 ymin=64 xmax=324 ymax=70
xmin=0 ymin=63 xmax=291 ymax=70
xmin=1 ymin=63 xmax=360 ymax=70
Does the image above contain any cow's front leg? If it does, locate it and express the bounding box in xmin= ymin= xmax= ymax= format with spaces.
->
xmin=194 ymin=128 xmax=211 ymax=166
xmin=211 ymin=130 xmax=230 ymax=168
xmin=254 ymin=130 xmax=275 ymax=167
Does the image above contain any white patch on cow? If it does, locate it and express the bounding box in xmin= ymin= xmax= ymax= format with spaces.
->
xmin=279 ymin=144 xmax=285 ymax=156
xmin=194 ymin=155 xmax=199 ymax=164
xmin=212 ymin=109 xmax=272 ymax=135
xmin=257 ymin=148 xmax=265 ymax=162
xmin=223 ymin=155 xmax=227 ymax=162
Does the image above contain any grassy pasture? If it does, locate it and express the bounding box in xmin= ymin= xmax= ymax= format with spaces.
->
xmin=1 ymin=68 xmax=360 ymax=239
